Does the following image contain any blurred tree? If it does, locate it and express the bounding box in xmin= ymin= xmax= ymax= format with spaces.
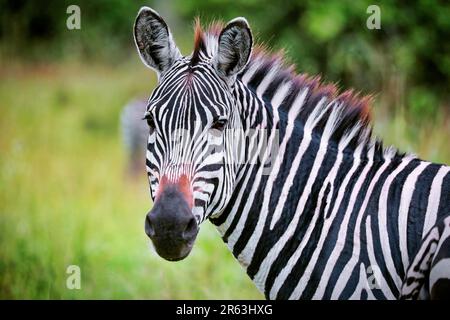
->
xmin=0 ymin=0 xmax=448 ymax=120
xmin=173 ymin=0 xmax=450 ymax=120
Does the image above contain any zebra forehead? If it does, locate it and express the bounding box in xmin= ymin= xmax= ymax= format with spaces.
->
xmin=153 ymin=67 xmax=222 ymax=98
xmin=148 ymin=85 xmax=228 ymax=122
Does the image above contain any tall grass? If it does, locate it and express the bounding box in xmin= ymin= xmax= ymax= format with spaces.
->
xmin=0 ymin=59 xmax=448 ymax=299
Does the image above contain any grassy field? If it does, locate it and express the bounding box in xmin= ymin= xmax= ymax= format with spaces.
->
xmin=0 ymin=60 xmax=263 ymax=299
xmin=0 ymin=58 xmax=448 ymax=299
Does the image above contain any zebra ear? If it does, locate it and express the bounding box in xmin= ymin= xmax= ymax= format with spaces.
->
xmin=134 ymin=7 xmax=181 ymax=75
xmin=214 ymin=17 xmax=253 ymax=78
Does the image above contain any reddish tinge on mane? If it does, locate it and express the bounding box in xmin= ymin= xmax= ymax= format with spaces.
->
xmin=191 ymin=21 xmax=396 ymax=158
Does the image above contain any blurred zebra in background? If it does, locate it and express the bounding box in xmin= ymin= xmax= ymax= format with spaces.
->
xmin=120 ymin=98 xmax=148 ymax=176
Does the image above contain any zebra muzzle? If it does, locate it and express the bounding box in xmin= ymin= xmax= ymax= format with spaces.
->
xmin=145 ymin=183 xmax=198 ymax=261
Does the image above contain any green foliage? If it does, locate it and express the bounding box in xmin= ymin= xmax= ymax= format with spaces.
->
xmin=0 ymin=0 xmax=146 ymax=61
xmin=173 ymin=0 xmax=450 ymax=120
xmin=1 ymin=0 xmax=448 ymax=120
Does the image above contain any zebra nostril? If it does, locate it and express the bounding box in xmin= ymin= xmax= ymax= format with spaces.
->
xmin=145 ymin=214 xmax=155 ymax=238
xmin=182 ymin=217 xmax=198 ymax=241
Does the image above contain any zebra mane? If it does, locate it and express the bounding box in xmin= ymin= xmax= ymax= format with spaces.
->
xmin=193 ymin=22 xmax=405 ymax=161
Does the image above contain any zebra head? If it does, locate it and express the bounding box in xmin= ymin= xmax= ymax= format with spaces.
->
xmin=134 ymin=7 xmax=253 ymax=261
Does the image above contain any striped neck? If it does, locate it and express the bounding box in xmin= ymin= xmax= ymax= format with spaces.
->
xmin=195 ymin=24 xmax=449 ymax=300
xmin=209 ymin=68 xmax=421 ymax=299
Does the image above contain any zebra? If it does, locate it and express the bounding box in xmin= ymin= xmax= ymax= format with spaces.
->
xmin=133 ymin=7 xmax=450 ymax=299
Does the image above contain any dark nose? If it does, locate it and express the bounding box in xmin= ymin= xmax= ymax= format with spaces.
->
xmin=144 ymin=186 xmax=198 ymax=261
xmin=145 ymin=209 xmax=198 ymax=241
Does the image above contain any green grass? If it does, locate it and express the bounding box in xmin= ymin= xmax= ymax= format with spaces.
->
xmin=0 ymin=60 xmax=262 ymax=299
xmin=0 ymin=59 xmax=448 ymax=299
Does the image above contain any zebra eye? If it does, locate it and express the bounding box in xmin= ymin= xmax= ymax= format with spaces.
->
xmin=211 ymin=118 xmax=228 ymax=132
xmin=143 ymin=114 xmax=156 ymax=132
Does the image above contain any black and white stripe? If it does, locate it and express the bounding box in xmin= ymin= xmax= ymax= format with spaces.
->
xmin=134 ymin=8 xmax=450 ymax=299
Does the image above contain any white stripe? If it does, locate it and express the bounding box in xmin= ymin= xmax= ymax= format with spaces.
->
xmin=252 ymin=101 xmax=335 ymax=292
xmin=215 ymin=85 xmax=267 ymax=234
xmin=270 ymin=150 xmax=343 ymax=299
xmin=430 ymin=258 xmax=450 ymax=291
xmin=216 ymin=123 xmax=265 ymax=236
xmin=288 ymin=144 xmax=364 ymax=299
xmin=423 ymin=166 xmax=450 ymax=237
xmin=237 ymin=89 xmax=308 ymax=268
xmin=269 ymin=104 xmax=352 ymax=299
xmin=250 ymin=67 xmax=280 ymax=125
xmin=398 ymin=161 xmax=429 ymax=272
xmin=364 ymin=216 xmax=396 ymax=299
xmin=377 ymin=156 xmax=414 ymax=288
xmin=256 ymin=67 xmax=280 ymax=98
xmin=296 ymin=147 xmax=375 ymax=299
xmin=226 ymin=82 xmax=290 ymax=257
xmin=241 ymin=59 xmax=263 ymax=84
xmin=432 ymin=216 xmax=450 ymax=262
xmin=269 ymin=99 xmax=328 ymax=229
xmin=348 ymin=263 xmax=377 ymax=300
xmin=330 ymin=156 xmax=392 ymax=299
xmin=399 ymin=226 xmax=440 ymax=297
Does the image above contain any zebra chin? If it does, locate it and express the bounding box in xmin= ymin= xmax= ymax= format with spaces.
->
xmin=149 ymin=237 xmax=195 ymax=262
xmin=144 ymin=184 xmax=199 ymax=261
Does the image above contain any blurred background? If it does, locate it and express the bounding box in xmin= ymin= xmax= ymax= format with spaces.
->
xmin=0 ymin=0 xmax=449 ymax=299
